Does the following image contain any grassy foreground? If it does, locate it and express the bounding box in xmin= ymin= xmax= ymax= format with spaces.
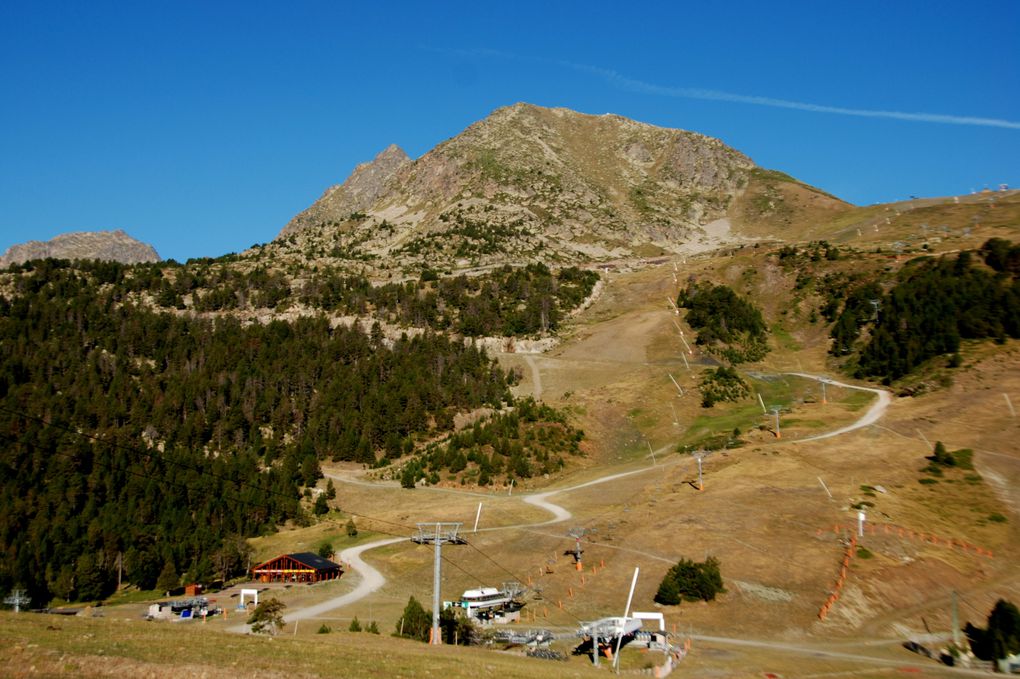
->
xmin=0 ymin=612 xmax=601 ymax=679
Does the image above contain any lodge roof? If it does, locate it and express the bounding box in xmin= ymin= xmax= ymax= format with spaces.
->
xmin=252 ymin=552 xmax=341 ymax=572
xmin=288 ymin=552 xmax=340 ymax=570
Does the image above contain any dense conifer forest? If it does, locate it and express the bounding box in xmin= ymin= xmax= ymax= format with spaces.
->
xmin=403 ymin=397 xmax=584 ymax=487
xmin=0 ymin=258 xmax=582 ymax=605
xmin=677 ymin=282 xmax=770 ymax=363
xmin=824 ymin=239 xmax=1020 ymax=381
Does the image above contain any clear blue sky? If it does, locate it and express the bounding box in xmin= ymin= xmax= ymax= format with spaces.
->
xmin=2 ymin=1 xmax=1018 ymax=262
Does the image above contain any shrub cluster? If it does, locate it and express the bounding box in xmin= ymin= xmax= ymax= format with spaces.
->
xmin=654 ymin=556 xmax=724 ymax=604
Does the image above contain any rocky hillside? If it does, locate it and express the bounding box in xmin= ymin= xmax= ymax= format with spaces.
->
xmin=264 ymin=104 xmax=847 ymax=274
xmin=279 ymin=144 xmax=411 ymax=239
xmin=0 ymin=229 xmax=160 ymax=267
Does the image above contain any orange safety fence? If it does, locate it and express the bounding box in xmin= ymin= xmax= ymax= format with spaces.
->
xmin=816 ymin=522 xmax=994 ymax=558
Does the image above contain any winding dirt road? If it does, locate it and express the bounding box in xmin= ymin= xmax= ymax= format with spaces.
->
xmin=785 ymin=373 xmax=892 ymax=443
xmin=245 ymin=374 xmax=890 ymax=631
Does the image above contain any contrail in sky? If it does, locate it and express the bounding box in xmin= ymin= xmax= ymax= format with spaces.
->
xmin=433 ymin=47 xmax=1020 ymax=130
xmin=569 ymin=62 xmax=1020 ymax=130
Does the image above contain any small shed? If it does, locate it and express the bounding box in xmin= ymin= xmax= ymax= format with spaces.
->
xmin=251 ymin=552 xmax=343 ymax=583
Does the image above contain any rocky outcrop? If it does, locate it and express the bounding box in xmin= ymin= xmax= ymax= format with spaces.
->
xmin=1 ymin=229 xmax=160 ymax=267
xmin=278 ymin=144 xmax=411 ymax=238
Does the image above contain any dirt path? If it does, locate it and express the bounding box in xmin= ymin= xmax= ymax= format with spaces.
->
xmin=227 ymin=536 xmax=405 ymax=632
xmin=272 ymin=376 xmax=890 ymax=630
xmin=523 ymin=354 xmax=543 ymax=400
xmin=691 ymin=634 xmax=990 ymax=677
xmin=785 ymin=373 xmax=892 ymax=443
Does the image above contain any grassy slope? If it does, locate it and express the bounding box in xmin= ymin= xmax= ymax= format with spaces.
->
xmin=0 ymin=612 xmax=603 ymax=679
xmin=9 ymin=193 xmax=1018 ymax=677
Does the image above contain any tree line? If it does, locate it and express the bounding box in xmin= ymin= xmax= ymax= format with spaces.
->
xmin=0 ymin=258 xmax=583 ymax=605
xmin=823 ymin=239 xmax=1020 ymax=381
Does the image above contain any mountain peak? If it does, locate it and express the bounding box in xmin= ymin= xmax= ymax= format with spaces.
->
xmin=1 ymin=229 xmax=160 ymax=268
xmin=279 ymin=143 xmax=412 ymax=238
xmin=269 ymin=105 xmax=843 ymax=273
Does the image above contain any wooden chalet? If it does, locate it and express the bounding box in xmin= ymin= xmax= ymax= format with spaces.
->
xmin=251 ymin=552 xmax=343 ymax=583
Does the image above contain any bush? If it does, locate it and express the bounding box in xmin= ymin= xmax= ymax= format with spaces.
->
xmin=654 ymin=557 xmax=724 ymax=605
xmin=317 ymin=542 xmax=333 ymax=559
xmin=699 ymin=366 xmax=750 ymax=407
xmin=317 ymin=623 xmax=331 ymax=634
xmin=349 ymin=616 xmax=362 ymax=632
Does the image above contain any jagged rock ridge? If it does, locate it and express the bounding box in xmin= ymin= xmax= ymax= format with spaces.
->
xmin=269 ymin=103 xmax=844 ymax=272
xmin=279 ymin=144 xmax=411 ymax=239
xmin=0 ymin=229 xmax=160 ymax=267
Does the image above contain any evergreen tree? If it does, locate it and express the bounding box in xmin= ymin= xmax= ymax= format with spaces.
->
xmin=247 ymin=597 xmax=286 ymax=635
xmin=313 ymin=493 xmax=329 ymax=516
xmin=156 ymin=560 xmax=179 ymax=594
xmin=395 ymin=596 xmax=432 ymax=642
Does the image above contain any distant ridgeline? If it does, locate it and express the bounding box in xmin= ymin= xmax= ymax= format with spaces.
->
xmin=823 ymin=238 xmax=1020 ymax=382
xmin=0 ymin=259 xmax=586 ymax=604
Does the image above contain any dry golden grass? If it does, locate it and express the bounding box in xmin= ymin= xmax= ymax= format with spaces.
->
xmin=34 ymin=209 xmax=1020 ymax=676
xmin=0 ymin=612 xmax=605 ymax=679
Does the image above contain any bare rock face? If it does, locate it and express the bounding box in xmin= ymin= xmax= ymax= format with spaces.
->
xmin=269 ymin=103 xmax=844 ymax=272
xmin=0 ymin=230 xmax=160 ymax=267
xmin=279 ymin=144 xmax=411 ymax=238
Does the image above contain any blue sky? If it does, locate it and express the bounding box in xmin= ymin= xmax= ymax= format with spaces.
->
xmin=1 ymin=1 xmax=1018 ymax=262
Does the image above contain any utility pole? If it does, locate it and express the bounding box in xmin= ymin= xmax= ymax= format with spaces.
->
xmin=411 ymin=522 xmax=465 ymax=645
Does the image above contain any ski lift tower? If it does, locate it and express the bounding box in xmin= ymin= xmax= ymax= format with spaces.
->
xmin=3 ymin=589 xmax=29 ymax=613
xmin=770 ymin=406 xmax=782 ymax=439
xmin=566 ymin=528 xmax=586 ymax=570
xmin=692 ymin=450 xmax=706 ymax=491
xmin=411 ymin=522 xmax=465 ymax=644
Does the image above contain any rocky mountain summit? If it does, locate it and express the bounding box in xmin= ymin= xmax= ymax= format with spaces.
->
xmin=266 ymin=103 xmax=847 ymax=274
xmin=0 ymin=229 xmax=160 ymax=267
xmin=279 ymin=144 xmax=411 ymax=239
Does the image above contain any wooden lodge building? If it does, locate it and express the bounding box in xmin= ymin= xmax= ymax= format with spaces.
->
xmin=251 ymin=552 xmax=343 ymax=584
